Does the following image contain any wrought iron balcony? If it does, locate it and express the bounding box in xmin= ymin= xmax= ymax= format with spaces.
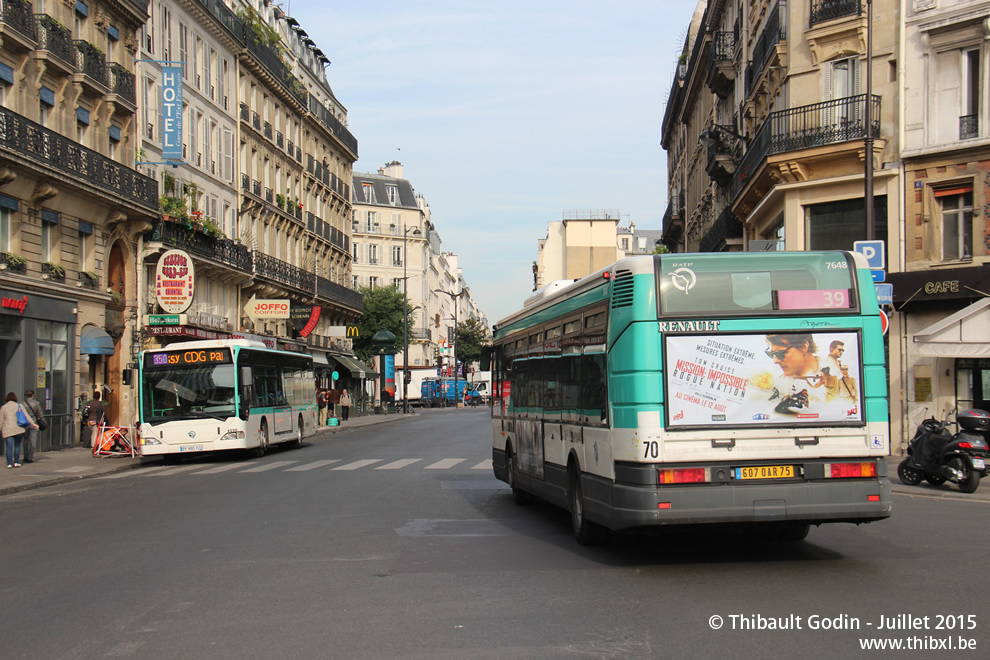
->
xmin=264 ymin=187 xmax=273 ymax=204
xmin=316 ymin=275 xmax=363 ymax=311
xmin=243 ymin=25 xmax=308 ymax=106
xmin=107 ymin=63 xmax=136 ymax=105
xmin=745 ymin=1 xmax=786 ymax=99
xmin=0 ymin=252 xmax=27 ymax=273
xmin=34 ymin=14 xmax=75 ymax=69
xmin=252 ymin=111 xmax=261 ymax=131
xmin=809 ymin=0 xmax=861 ymax=27
xmin=251 ymin=179 xmax=261 ymax=197
xmin=79 ymin=271 xmax=100 ymax=289
xmin=732 ymin=94 xmax=881 ymax=199
xmin=670 ymin=191 xmax=685 ymax=219
xmin=75 ymin=40 xmax=108 ymax=88
xmin=0 ymin=106 xmax=157 ymax=211
xmin=960 ymin=115 xmax=978 ymax=140
xmin=275 ymin=130 xmax=283 ymax=149
xmin=705 ymin=127 xmax=742 ymax=188
xmin=307 ymin=94 xmax=359 ymax=158
xmin=254 ymin=251 xmax=315 ymax=293
xmin=706 ymin=31 xmax=735 ymax=99
xmin=700 ymin=208 xmax=744 ymax=253
xmin=148 ymin=220 xmax=252 ymax=273
xmin=41 ymin=262 xmax=66 ymax=281
xmin=241 ymin=173 xmax=249 ymax=190
xmin=239 ymin=102 xmax=249 ymax=122
xmin=2 ymin=0 xmax=36 ymax=41
xmin=263 ymin=121 xmax=273 ymax=140
xmin=286 ymin=139 xmax=294 ymax=156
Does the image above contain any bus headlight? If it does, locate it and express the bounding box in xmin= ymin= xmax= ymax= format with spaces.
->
xmin=220 ymin=430 xmax=246 ymax=442
xmin=141 ymin=436 xmax=162 ymax=446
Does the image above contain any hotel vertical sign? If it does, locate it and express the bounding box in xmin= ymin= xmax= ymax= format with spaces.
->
xmin=161 ymin=66 xmax=183 ymax=160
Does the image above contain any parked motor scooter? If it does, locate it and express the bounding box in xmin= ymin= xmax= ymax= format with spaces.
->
xmin=897 ymin=409 xmax=990 ymax=493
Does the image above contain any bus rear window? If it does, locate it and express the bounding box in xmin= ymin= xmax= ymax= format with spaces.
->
xmin=656 ymin=252 xmax=857 ymax=316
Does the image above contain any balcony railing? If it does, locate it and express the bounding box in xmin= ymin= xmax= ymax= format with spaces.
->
xmin=251 ymin=179 xmax=261 ymax=196
xmin=275 ymin=130 xmax=283 ymax=149
xmin=34 ymin=14 xmax=74 ymax=66
xmin=960 ymin=115 xmax=978 ymax=140
xmin=241 ymin=173 xmax=249 ymax=190
xmin=263 ymin=121 xmax=272 ymax=140
xmin=148 ymin=220 xmax=252 ymax=273
xmin=75 ymin=40 xmax=108 ymax=87
xmin=244 ymin=25 xmax=308 ymax=106
xmin=745 ymin=1 xmax=786 ymax=98
xmin=3 ymin=0 xmax=36 ymax=40
xmin=264 ymin=187 xmax=273 ymax=204
xmin=107 ymin=63 xmax=135 ymax=104
xmin=0 ymin=106 xmax=157 ymax=211
xmin=809 ymin=0 xmax=861 ymax=27
xmin=710 ymin=31 xmax=734 ymax=63
xmin=79 ymin=270 xmax=100 ymax=289
xmin=307 ymin=94 xmax=359 ymax=158
xmin=316 ymin=275 xmax=363 ymax=311
xmin=251 ymin=111 xmax=261 ymax=131
xmin=700 ymin=208 xmax=744 ymax=253
xmin=254 ymin=251 xmax=315 ymax=292
xmin=733 ymin=94 xmax=880 ymax=198
xmin=239 ymin=102 xmax=249 ymax=122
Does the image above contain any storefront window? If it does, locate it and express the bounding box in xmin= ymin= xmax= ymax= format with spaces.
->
xmin=806 ymin=196 xmax=888 ymax=250
xmin=37 ymin=321 xmax=70 ymax=437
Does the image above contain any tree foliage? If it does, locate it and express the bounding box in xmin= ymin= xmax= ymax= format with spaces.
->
xmin=352 ymin=286 xmax=416 ymax=361
xmin=455 ymin=317 xmax=488 ymax=367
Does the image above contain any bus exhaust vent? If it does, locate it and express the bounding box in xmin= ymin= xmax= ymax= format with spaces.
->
xmin=611 ymin=270 xmax=634 ymax=308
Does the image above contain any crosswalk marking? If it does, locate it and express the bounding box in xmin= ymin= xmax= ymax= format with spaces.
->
xmin=425 ymin=458 xmax=466 ymax=470
xmin=285 ymin=460 xmax=341 ymax=472
xmin=239 ymin=460 xmax=298 ymax=473
xmin=332 ymin=459 xmax=383 ymax=471
xmin=376 ymin=459 xmax=422 ymax=470
xmin=193 ymin=463 xmax=244 ymax=475
xmin=471 ymin=460 xmax=492 ymax=470
xmin=145 ymin=465 xmax=201 ymax=477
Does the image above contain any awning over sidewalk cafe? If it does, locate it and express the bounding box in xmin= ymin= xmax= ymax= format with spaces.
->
xmin=332 ymin=354 xmax=378 ymax=379
xmin=913 ymin=298 xmax=990 ymax=357
xmin=80 ymin=324 xmax=115 ymax=355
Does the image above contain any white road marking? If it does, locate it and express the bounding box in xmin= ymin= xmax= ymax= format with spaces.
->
xmin=192 ymin=463 xmax=245 ymax=475
xmin=239 ymin=460 xmax=298 ymax=473
xmin=376 ymin=459 xmax=423 ymax=470
xmin=145 ymin=465 xmax=202 ymax=476
xmin=471 ymin=459 xmax=493 ymax=470
xmin=332 ymin=459 xmax=383 ymax=470
xmin=425 ymin=458 xmax=466 ymax=470
xmin=285 ymin=460 xmax=341 ymax=471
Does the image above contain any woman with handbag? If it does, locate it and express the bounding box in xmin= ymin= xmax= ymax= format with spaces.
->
xmin=2 ymin=392 xmax=38 ymax=468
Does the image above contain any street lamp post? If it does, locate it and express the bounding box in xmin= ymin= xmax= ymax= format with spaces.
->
xmin=402 ymin=225 xmax=421 ymax=414
xmin=433 ymin=288 xmax=460 ymax=406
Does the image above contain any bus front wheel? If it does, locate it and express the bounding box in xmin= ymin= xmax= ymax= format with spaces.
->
xmin=569 ymin=469 xmax=608 ymax=546
xmin=254 ymin=421 xmax=269 ymax=458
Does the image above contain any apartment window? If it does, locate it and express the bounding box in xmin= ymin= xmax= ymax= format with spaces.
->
xmin=806 ymin=196 xmax=887 ymax=250
xmin=621 ymin=237 xmax=629 ymax=251
xmin=393 ymin=278 xmax=404 ymax=291
xmin=937 ymin=187 xmax=974 ymax=261
xmin=40 ymin=86 xmax=54 ymax=127
xmin=178 ymin=24 xmax=188 ymax=80
xmin=392 ymin=245 xmax=402 ymax=266
xmin=161 ymin=5 xmax=171 ymax=62
xmin=40 ymin=211 xmax=58 ymax=262
xmin=363 ymin=183 xmax=375 ymax=203
xmin=352 ymin=276 xmax=359 ymax=289
xmin=193 ymin=35 xmax=201 ymax=88
xmin=352 ymin=243 xmax=359 ymax=262
xmin=143 ymin=77 xmax=154 ymax=138
xmin=386 ymin=185 xmax=398 ymax=204
xmin=78 ymin=221 xmax=93 ymax=271
xmin=961 ymin=49 xmax=981 ymax=139
xmin=368 ymin=211 xmax=377 ymax=229
xmin=369 ymin=244 xmax=379 ymax=265
xmin=369 ymin=277 xmax=378 ymax=289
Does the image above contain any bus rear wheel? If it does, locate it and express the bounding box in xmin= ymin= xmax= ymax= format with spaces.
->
xmin=253 ymin=421 xmax=269 ymax=458
xmin=290 ymin=416 xmax=304 ymax=449
xmin=506 ymin=448 xmax=532 ymax=505
xmin=569 ymin=469 xmax=608 ymax=546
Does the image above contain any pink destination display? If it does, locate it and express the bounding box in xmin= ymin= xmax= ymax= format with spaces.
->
xmin=777 ymin=289 xmax=850 ymax=310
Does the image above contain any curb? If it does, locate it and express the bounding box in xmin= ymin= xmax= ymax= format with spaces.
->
xmin=0 ymin=459 xmax=141 ymax=497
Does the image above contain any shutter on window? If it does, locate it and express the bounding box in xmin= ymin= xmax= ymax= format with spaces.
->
xmin=223 ymin=128 xmax=233 ymax=182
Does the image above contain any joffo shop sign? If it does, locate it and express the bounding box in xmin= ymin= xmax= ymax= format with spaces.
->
xmin=155 ymin=249 xmax=195 ymax=313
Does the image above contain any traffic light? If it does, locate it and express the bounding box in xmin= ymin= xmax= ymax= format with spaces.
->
xmin=434 ymin=347 xmax=441 ymax=364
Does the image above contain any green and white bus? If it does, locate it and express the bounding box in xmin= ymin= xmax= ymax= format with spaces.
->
xmin=489 ymin=251 xmax=891 ymax=543
xmin=137 ymin=339 xmax=317 ymax=460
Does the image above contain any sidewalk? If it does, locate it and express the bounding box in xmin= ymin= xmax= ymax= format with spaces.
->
xmin=0 ymin=411 xmax=416 ymax=497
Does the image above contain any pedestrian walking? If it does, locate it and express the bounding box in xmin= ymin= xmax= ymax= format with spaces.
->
xmin=80 ymin=391 xmax=106 ymax=449
xmin=22 ymin=389 xmax=46 ymax=463
xmin=340 ymin=389 xmax=351 ymax=422
xmin=317 ymin=388 xmax=329 ymax=426
xmin=3 ymin=392 xmax=37 ymax=468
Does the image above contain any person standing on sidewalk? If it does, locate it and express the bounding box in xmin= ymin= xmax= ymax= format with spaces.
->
xmin=81 ymin=391 xmax=106 ymax=449
xmin=22 ymin=390 xmax=45 ymax=463
xmin=317 ymin=388 xmax=329 ymax=426
xmin=339 ymin=389 xmax=351 ymax=422
xmin=3 ymin=392 xmax=36 ymax=468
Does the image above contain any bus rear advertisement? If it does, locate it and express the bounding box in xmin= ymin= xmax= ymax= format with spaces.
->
xmin=489 ymin=251 xmax=891 ymax=544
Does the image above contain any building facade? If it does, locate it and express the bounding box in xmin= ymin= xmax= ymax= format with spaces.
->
xmin=1 ymin=0 xmax=154 ymax=447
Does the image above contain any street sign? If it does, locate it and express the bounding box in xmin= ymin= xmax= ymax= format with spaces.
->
xmin=874 ymin=283 xmax=893 ymax=306
xmin=854 ymin=240 xmax=885 ymax=270
xmin=871 ymin=270 xmax=886 ymax=283
xmin=880 ymin=309 xmax=889 ymax=336
xmin=243 ymin=295 xmax=290 ymax=323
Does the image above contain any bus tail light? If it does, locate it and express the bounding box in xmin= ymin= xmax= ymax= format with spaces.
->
xmin=827 ymin=462 xmax=877 ymax=478
xmin=658 ymin=468 xmax=706 ymax=484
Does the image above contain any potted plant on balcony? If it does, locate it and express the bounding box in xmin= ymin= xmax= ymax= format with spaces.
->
xmin=42 ymin=262 xmax=65 ymax=281
xmin=276 ymin=193 xmax=285 ymax=209
xmin=0 ymin=252 xmax=27 ymax=272
xmin=160 ymin=194 xmax=189 ymax=224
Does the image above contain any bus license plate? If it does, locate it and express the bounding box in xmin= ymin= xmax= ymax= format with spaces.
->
xmin=179 ymin=445 xmax=203 ymax=452
xmin=973 ymin=458 xmax=985 ymax=470
xmin=734 ymin=465 xmax=795 ymax=480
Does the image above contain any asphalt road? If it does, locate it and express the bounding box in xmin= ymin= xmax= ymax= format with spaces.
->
xmin=1 ymin=408 xmax=988 ymax=659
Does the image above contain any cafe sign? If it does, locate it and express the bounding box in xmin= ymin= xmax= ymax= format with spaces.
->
xmin=155 ymin=249 xmax=195 ymax=314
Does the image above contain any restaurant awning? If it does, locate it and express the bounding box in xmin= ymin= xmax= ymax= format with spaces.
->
xmin=913 ymin=298 xmax=990 ymax=357
xmin=333 ymin=354 xmax=377 ymax=379
xmin=80 ymin=324 xmax=115 ymax=355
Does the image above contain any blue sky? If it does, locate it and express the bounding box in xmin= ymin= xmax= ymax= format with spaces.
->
xmin=291 ymin=0 xmax=699 ymax=325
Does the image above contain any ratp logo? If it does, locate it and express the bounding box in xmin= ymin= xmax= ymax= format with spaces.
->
xmin=670 ymin=268 xmax=697 ymax=295
xmin=188 ymin=431 xmax=196 ymax=439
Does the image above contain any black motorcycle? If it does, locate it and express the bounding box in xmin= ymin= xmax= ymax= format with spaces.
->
xmin=897 ymin=409 xmax=989 ymax=494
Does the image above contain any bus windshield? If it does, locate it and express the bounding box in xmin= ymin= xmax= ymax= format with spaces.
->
xmin=141 ymin=363 xmax=237 ymax=422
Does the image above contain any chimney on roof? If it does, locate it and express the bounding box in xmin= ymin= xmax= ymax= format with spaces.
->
xmin=383 ymin=161 xmax=403 ymax=179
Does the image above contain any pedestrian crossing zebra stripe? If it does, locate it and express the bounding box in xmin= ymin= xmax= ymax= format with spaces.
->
xmin=425 ymin=458 xmax=466 ymax=470
xmin=332 ymin=459 xmax=383 ymax=471
xmin=105 ymin=457 xmax=492 ymax=478
xmin=194 ymin=463 xmax=247 ymax=475
xmin=239 ymin=460 xmax=297 ymax=473
xmin=376 ymin=459 xmax=422 ymax=470
xmin=285 ymin=459 xmax=340 ymax=471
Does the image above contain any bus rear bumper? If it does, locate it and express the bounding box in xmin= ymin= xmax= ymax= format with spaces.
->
xmin=609 ymin=477 xmax=892 ymax=529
